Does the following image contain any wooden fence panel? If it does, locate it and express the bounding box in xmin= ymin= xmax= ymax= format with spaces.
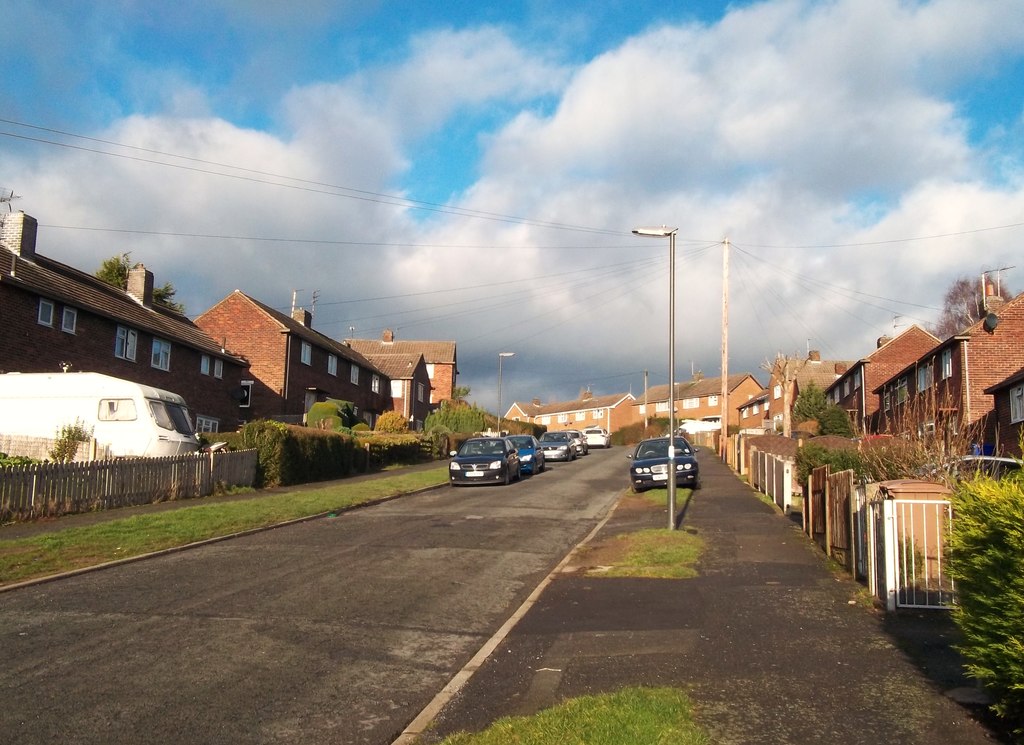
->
xmin=827 ymin=469 xmax=855 ymax=571
xmin=0 ymin=450 xmax=258 ymax=523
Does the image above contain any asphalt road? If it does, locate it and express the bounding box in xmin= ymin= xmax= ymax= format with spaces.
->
xmin=0 ymin=447 xmax=626 ymax=745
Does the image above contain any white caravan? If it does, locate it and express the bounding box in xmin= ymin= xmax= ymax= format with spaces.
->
xmin=0 ymin=372 xmax=200 ymax=457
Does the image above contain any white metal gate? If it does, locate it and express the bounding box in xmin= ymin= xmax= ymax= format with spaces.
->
xmin=870 ymin=497 xmax=955 ymax=610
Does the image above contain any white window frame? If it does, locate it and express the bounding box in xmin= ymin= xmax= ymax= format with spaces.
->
xmin=558 ymin=413 xmax=569 ymax=423
xmin=38 ymin=298 xmax=55 ymax=327
xmin=61 ymin=307 xmax=77 ymax=334
xmin=595 ymin=410 xmax=605 ymax=419
xmin=773 ymin=384 xmax=782 ymax=399
xmin=350 ymin=364 xmax=360 ymax=385
xmin=575 ymin=411 xmax=586 ymax=421
xmin=371 ymin=374 xmax=380 ymax=393
xmin=1010 ymin=384 xmax=1024 ymax=424
xmin=214 ymin=358 xmax=223 ymax=379
xmin=201 ymin=355 xmax=211 ymax=376
xmin=115 ymin=325 xmax=138 ymax=361
xmin=941 ymin=349 xmax=953 ymax=379
xmin=682 ymin=397 xmax=699 ymax=409
xmin=300 ymin=341 xmax=312 ymax=366
xmin=151 ymin=338 xmax=171 ymax=371
xmin=196 ymin=415 xmax=219 ymax=433
xmin=239 ymin=380 xmax=254 ymax=408
xmin=708 ymin=395 xmax=718 ymax=407
xmin=327 ymin=353 xmax=338 ymax=377
xmin=917 ymin=364 xmax=933 ymax=391
xmin=417 ymin=382 xmax=425 ymax=402
xmin=655 ymin=402 xmax=669 ymax=413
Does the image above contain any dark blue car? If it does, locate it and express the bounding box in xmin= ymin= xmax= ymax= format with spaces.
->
xmin=449 ymin=437 xmax=521 ymax=486
xmin=627 ymin=436 xmax=700 ymax=493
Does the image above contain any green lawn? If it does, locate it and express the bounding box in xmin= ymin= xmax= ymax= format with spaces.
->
xmin=0 ymin=466 xmax=449 ymax=586
xmin=434 ymin=686 xmax=709 ymax=745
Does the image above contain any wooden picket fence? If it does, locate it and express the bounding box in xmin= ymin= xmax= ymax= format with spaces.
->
xmin=0 ymin=449 xmax=258 ymax=523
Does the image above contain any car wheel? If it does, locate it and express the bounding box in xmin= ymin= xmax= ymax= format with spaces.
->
xmin=539 ymin=460 xmax=545 ymax=473
xmin=502 ymin=468 xmax=510 ymax=486
xmin=514 ymin=464 xmax=521 ymax=482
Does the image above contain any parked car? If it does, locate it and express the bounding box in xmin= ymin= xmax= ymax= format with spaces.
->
xmin=565 ymin=429 xmax=589 ymax=456
xmin=956 ymin=455 xmax=1022 ymax=481
xmin=627 ymin=436 xmax=700 ymax=493
xmin=449 ymin=437 xmax=521 ymax=486
xmin=505 ymin=434 xmax=546 ymax=475
xmin=538 ymin=431 xmax=576 ymax=462
xmin=583 ymin=427 xmax=611 ymax=448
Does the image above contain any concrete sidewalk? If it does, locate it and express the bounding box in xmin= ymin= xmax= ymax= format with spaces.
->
xmin=417 ymin=453 xmax=1000 ymax=744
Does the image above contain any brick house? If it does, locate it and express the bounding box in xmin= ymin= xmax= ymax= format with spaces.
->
xmin=874 ymin=292 xmax=1024 ymax=452
xmin=357 ymin=352 xmax=432 ymax=430
xmin=195 ymin=290 xmax=390 ymax=425
xmin=985 ymin=367 xmax=1024 ymax=458
xmin=824 ymin=325 xmax=940 ymax=434
xmin=633 ymin=373 xmax=763 ymax=428
xmin=737 ymin=387 xmax=772 ymax=432
xmin=766 ymin=351 xmax=853 ymax=435
xmin=506 ymin=390 xmax=638 ymax=433
xmin=346 ymin=329 xmax=458 ymax=406
xmin=0 ymin=211 xmax=248 ymax=433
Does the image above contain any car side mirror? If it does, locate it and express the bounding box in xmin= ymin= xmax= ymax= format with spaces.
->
xmin=449 ymin=450 xmax=457 ymax=457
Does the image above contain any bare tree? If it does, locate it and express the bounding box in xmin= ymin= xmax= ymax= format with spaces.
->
xmin=761 ymin=353 xmax=805 ymax=438
xmin=930 ymin=273 xmax=1014 ymax=340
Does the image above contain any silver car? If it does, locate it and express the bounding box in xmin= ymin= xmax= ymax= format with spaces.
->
xmin=565 ymin=429 xmax=589 ymax=456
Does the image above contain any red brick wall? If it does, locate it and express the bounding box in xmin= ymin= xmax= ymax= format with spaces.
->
xmin=0 ymin=284 xmax=247 ymax=430
xmin=429 ymin=362 xmax=455 ymax=404
xmin=990 ymin=387 xmax=1023 ymax=458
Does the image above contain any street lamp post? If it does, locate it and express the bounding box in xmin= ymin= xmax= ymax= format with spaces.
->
xmin=633 ymin=226 xmax=678 ymax=530
xmin=497 ymin=352 xmax=515 ymax=435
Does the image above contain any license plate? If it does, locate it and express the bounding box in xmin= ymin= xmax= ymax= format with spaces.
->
xmin=466 ymin=471 xmax=484 ymax=477
xmin=653 ymin=473 xmax=668 ymax=481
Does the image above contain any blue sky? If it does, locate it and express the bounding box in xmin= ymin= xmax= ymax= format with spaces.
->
xmin=2 ymin=0 xmax=1024 ymax=413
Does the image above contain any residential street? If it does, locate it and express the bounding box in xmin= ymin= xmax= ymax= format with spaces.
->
xmin=0 ymin=450 xmax=624 ymax=745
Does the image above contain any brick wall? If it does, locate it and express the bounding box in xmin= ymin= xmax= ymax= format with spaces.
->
xmin=0 ymin=283 xmax=245 ymax=431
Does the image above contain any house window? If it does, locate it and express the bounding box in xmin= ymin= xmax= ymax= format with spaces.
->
xmin=151 ymin=339 xmax=171 ymax=371
xmin=61 ymin=307 xmax=77 ymax=334
xmin=371 ymin=374 xmax=381 ymax=393
xmin=327 ymin=354 xmax=338 ymax=376
xmin=843 ymin=379 xmax=850 ymax=397
xmin=941 ymin=348 xmax=953 ymax=379
xmin=300 ymin=341 xmax=312 ymax=366
xmin=595 ymin=410 xmax=605 ymax=419
xmin=239 ymin=380 xmax=253 ymax=408
xmin=38 ymin=298 xmax=55 ymax=327
xmin=541 ymin=416 xmax=551 ymax=425
xmin=417 ymin=382 xmax=425 ymax=402
xmin=201 ymin=355 xmax=211 ymax=375
xmin=682 ymin=397 xmax=699 ymax=409
xmin=753 ymin=403 xmax=760 ymax=414
xmin=350 ymin=364 xmax=360 ymax=384
xmin=575 ymin=411 xmax=586 ymax=421
xmin=655 ymin=402 xmax=669 ymax=413
xmin=1010 ymin=384 xmax=1024 ymax=424
xmin=214 ymin=358 xmax=223 ymax=379
xmin=918 ymin=364 xmax=933 ymax=391
xmin=708 ymin=395 xmax=718 ymax=407
xmin=558 ymin=414 xmax=568 ymax=423
xmin=853 ymin=370 xmax=861 ymax=390
xmin=196 ymin=416 xmax=219 ymax=433
xmin=115 ymin=326 xmax=138 ymax=361
xmin=895 ymin=377 xmax=908 ymax=405
xmin=773 ymin=384 xmax=782 ymax=399
xmin=883 ymin=390 xmax=891 ymax=411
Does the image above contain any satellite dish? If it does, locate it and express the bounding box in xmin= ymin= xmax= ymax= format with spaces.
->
xmin=983 ymin=313 xmax=999 ymax=333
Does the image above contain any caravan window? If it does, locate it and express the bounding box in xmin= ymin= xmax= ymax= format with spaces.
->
xmin=98 ymin=398 xmax=138 ymax=421
xmin=149 ymin=400 xmax=195 ymax=435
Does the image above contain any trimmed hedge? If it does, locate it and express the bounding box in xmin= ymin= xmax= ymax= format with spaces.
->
xmin=947 ymin=474 xmax=1024 ymax=736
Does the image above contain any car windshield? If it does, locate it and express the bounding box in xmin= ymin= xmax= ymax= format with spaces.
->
xmin=540 ymin=432 xmax=569 ymax=442
xmin=506 ymin=436 xmax=533 ymax=448
xmin=460 ymin=439 xmax=506 ymax=456
xmin=635 ymin=439 xmax=692 ymax=459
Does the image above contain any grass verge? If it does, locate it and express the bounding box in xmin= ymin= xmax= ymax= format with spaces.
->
xmin=434 ymin=686 xmax=710 ymax=745
xmin=0 ymin=466 xmax=448 ymax=587
xmin=589 ymin=527 xmax=704 ymax=579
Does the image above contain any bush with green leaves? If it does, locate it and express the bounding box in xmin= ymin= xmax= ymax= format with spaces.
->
xmin=424 ymin=401 xmax=486 ymax=434
xmin=49 ymin=419 xmax=93 ymax=463
xmin=0 ymin=452 xmax=38 ymax=467
xmin=794 ymin=441 xmax=866 ymax=483
xmin=947 ymin=474 xmax=1024 ymax=736
xmin=374 ymin=410 xmax=410 ymax=433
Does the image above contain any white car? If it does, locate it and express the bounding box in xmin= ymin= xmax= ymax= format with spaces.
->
xmin=583 ymin=427 xmax=611 ymax=448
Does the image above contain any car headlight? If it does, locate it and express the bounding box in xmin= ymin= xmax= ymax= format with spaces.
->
xmin=488 ymin=460 xmax=503 ymax=470
xmin=521 ymin=454 xmax=533 ymax=462
xmin=678 ymin=463 xmax=692 ymax=471
xmin=450 ymin=462 xmax=462 ymax=471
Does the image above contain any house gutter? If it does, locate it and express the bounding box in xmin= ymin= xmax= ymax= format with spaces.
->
xmin=962 ymin=337 xmax=971 ymax=424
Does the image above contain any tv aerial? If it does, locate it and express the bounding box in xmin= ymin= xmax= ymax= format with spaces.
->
xmin=0 ymin=188 xmax=21 ymax=211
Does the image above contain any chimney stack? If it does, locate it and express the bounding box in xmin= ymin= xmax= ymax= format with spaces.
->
xmin=807 ymin=350 xmax=821 ymax=362
xmin=127 ymin=264 xmax=154 ymax=307
xmin=0 ymin=211 xmax=37 ymax=259
xmin=876 ymin=336 xmax=892 ymax=349
xmin=291 ymin=308 xmax=312 ymax=328
xmin=382 ymin=328 xmax=394 ymax=343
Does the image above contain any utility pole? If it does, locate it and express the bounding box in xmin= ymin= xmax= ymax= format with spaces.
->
xmin=719 ymin=238 xmax=730 ymax=460
xmin=643 ymin=369 xmax=649 ymax=435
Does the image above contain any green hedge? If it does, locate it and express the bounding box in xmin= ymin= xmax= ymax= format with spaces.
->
xmin=947 ymin=474 xmax=1024 ymax=737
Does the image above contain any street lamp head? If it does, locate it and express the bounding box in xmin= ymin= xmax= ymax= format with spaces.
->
xmin=499 ymin=352 xmax=515 ymax=358
xmin=632 ymin=226 xmax=678 ymax=238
